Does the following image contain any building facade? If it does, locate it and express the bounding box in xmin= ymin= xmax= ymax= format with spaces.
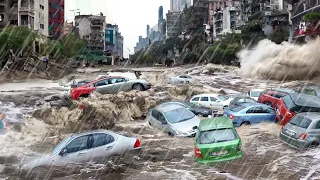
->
xmin=63 ymin=21 xmax=73 ymax=35
xmin=48 ymin=0 xmax=64 ymax=39
xmin=170 ymin=0 xmax=191 ymax=12
xmin=104 ymin=23 xmax=123 ymax=58
xmin=75 ymin=14 xmax=106 ymax=51
xmin=166 ymin=11 xmax=182 ymax=38
xmin=0 ymin=0 xmax=18 ymax=29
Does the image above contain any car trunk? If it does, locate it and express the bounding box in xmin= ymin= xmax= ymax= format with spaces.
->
xmin=197 ymin=139 xmax=240 ymax=161
xmin=283 ymin=123 xmax=307 ymax=139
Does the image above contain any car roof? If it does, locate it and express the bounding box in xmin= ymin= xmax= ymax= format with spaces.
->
xmin=156 ymin=104 xmax=185 ymax=112
xmin=296 ymin=112 xmax=320 ymax=120
xmin=272 ymin=88 xmax=296 ymax=94
xmin=88 ymin=76 xmax=126 ymax=84
xmin=199 ymin=117 xmax=233 ymax=131
xmin=194 ymin=93 xmax=220 ymax=97
xmin=239 ymin=102 xmax=268 ymax=108
xmin=69 ymin=129 xmax=115 ymax=138
xmin=289 ymin=93 xmax=320 ymax=107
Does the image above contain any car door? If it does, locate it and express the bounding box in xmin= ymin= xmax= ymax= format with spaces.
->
xmin=58 ymin=135 xmax=91 ymax=163
xmin=89 ymin=133 xmax=117 ymax=160
xmin=261 ymin=106 xmax=276 ymax=121
xmin=94 ymin=79 xmax=113 ymax=94
xmin=109 ymin=78 xmax=127 ymax=93
xmin=209 ymin=97 xmax=224 ymax=109
xmin=149 ymin=109 xmax=159 ymax=127
xmin=245 ymin=107 xmax=268 ymax=124
xmin=190 ymin=96 xmax=200 ymax=105
xmin=158 ymin=112 xmax=169 ymax=133
xmin=199 ymin=96 xmax=211 ymax=108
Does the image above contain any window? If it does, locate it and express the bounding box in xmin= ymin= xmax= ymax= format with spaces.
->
xmin=109 ymin=78 xmax=125 ymax=84
xmin=51 ymin=3 xmax=58 ymax=8
xmin=164 ymin=108 xmax=195 ymax=124
xmin=94 ymin=80 xmax=109 ymax=87
xmin=66 ymin=135 xmax=89 ymax=154
xmin=198 ymin=128 xmax=237 ymax=144
xmin=200 ymin=97 xmax=209 ymax=101
xmin=315 ymin=121 xmax=320 ymax=129
xmin=158 ymin=113 xmax=166 ymax=123
xmin=217 ymin=95 xmax=228 ymax=101
xmin=91 ymin=133 xmax=115 ymax=148
xmin=210 ymin=97 xmax=218 ymax=102
xmin=53 ymin=12 xmax=58 ymax=18
xmin=282 ymin=95 xmax=296 ymax=111
xmin=52 ymin=136 xmax=72 ymax=154
xmin=230 ymin=105 xmax=246 ymax=112
xmin=250 ymin=91 xmax=261 ymax=97
xmin=191 ymin=97 xmax=200 ymax=101
xmin=290 ymin=115 xmax=312 ymax=129
xmin=40 ymin=24 xmax=44 ymax=29
xmin=247 ymin=107 xmax=263 ymax=113
xmin=151 ymin=109 xmax=159 ymax=119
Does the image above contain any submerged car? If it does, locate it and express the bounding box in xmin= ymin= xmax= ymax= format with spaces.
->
xmin=148 ymin=104 xmax=200 ymax=137
xmin=280 ymin=112 xmax=320 ymax=150
xmin=168 ymin=75 xmax=196 ymax=84
xmin=224 ymin=103 xmax=276 ymax=127
xmin=160 ymin=100 xmax=217 ymax=117
xmin=229 ymin=96 xmax=257 ymax=109
xmin=190 ymin=94 xmax=233 ymax=110
xmin=69 ymin=76 xmax=151 ymax=100
xmin=24 ymin=130 xmax=141 ymax=169
xmin=247 ymin=89 xmax=264 ymax=101
xmin=194 ymin=117 xmax=242 ymax=163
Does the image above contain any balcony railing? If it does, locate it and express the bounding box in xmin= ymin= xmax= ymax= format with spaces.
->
xmin=292 ymin=0 xmax=320 ymax=18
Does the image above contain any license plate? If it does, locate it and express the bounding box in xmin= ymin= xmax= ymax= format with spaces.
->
xmin=210 ymin=151 xmax=228 ymax=156
xmin=285 ymin=129 xmax=296 ymax=137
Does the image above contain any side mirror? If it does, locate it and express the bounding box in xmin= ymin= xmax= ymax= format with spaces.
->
xmin=59 ymin=148 xmax=67 ymax=156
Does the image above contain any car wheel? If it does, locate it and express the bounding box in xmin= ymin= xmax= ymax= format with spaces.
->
xmin=265 ymin=102 xmax=272 ymax=106
xmin=309 ymin=141 xmax=319 ymax=149
xmin=168 ymin=132 xmax=174 ymax=136
xmin=240 ymin=121 xmax=251 ymax=126
xmin=132 ymin=83 xmax=144 ymax=91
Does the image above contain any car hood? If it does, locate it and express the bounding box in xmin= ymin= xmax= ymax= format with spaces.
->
xmin=170 ymin=116 xmax=200 ymax=133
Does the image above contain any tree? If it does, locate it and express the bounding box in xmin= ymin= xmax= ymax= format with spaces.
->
xmin=269 ymin=28 xmax=289 ymax=44
xmin=59 ymin=33 xmax=87 ymax=58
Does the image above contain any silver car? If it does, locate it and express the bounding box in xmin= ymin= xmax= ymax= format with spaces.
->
xmin=168 ymin=75 xmax=196 ymax=84
xmin=147 ymin=104 xmax=201 ymax=137
xmin=280 ymin=112 xmax=320 ymax=150
xmin=24 ymin=130 xmax=141 ymax=169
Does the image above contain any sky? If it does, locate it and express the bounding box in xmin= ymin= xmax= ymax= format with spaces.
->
xmin=65 ymin=0 xmax=170 ymax=58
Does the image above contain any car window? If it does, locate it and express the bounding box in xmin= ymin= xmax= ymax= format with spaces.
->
xmin=245 ymin=98 xmax=256 ymax=103
xmin=109 ymin=78 xmax=125 ymax=84
xmin=217 ymin=95 xmax=228 ymax=101
xmin=246 ymin=107 xmax=265 ymax=114
xmin=210 ymin=97 xmax=218 ymax=101
xmin=158 ymin=112 xmax=167 ymax=123
xmin=191 ymin=97 xmax=200 ymax=101
xmin=262 ymin=107 xmax=274 ymax=113
xmin=289 ymin=115 xmax=312 ymax=129
xmin=151 ymin=109 xmax=159 ymax=119
xmin=230 ymin=105 xmax=246 ymax=112
xmin=52 ymin=136 xmax=72 ymax=154
xmin=251 ymin=91 xmax=261 ymax=97
xmin=65 ymin=135 xmax=89 ymax=154
xmin=282 ymin=95 xmax=297 ymax=111
xmin=94 ymin=80 xmax=109 ymax=87
xmin=91 ymin=133 xmax=115 ymax=148
xmin=179 ymin=75 xmax=187 ymax=78
xmin=165 ymin=108 xmax=195 ymax=123
xmin=272 ymin=93 xmax=286 ymax=99
xmin=198 ymin=128 xmax=237 ymax=144
xmin=315 ymin=121 xmax=320 ymax=129
xmin=200 ymin=97 xmax=209 ymax=101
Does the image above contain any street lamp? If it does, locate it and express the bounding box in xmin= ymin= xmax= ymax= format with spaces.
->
xmin=70 ymin=9 xmax=80 ymax=17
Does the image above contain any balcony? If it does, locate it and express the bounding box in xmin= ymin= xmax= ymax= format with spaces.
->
xmin=215 ymin=17 xmax=222 ymax=23
xmin=292 ymin=0 xmax=320 ymax=19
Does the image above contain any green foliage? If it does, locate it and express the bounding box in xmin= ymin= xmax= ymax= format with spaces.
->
xmin=182 ymin=52 xmax=198 ymax=64
xmin=59 ymin=33 xmax=87 ymax=57
xmin=269 ymin=28 xmax=289 ymax=44
xmin=0 ymin=26 xmax=38 ymax=58
xmin=303 ymin=12 xmax=320 ymax=21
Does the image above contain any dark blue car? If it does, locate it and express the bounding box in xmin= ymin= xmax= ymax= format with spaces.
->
xmin=224 ymin=103 xmax=276 ymax=127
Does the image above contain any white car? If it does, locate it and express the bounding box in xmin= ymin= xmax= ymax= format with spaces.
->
xmin=24 ymin=130 xmax=141 ymax=169
xmin=189 ymin=94 xmax=233 ymax=110
xmin=247 ymin=89 xmax=264 ymax=101
xmin=168 ymin=75 xmax=196 ymax=84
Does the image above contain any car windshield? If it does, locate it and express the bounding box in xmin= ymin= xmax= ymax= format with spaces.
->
xmin=198 ymin=128 xmax=237 ymax=144
xmin=251 ymin=91 xmax=261 ymax=97
xmin=52 ymin=136 xmax=72 ymax=154
xmin=230 ymin=105 xmax=246 ymax=112
xmin=217 ymin=95 xmax=229 ymax=101
xmin=282 ymin=95 xmax=297 ymax=111
xmin=289 ymin=115 xmax=312 ymax=129
xmin=165 ymin=108 xmax=195 ymax=123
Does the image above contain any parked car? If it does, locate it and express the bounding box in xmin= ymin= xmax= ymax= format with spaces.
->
xmin=280 ymin=112 xmax=320 ymax=150
xmin=147 ymin=104 xmax=200 ymax=137
xmin=275 ymin=93 xmax=320 ymax=125
xmin=160 ymin=100 xmax=217 ymax=117
xmin=194 ymin=117 xmax=242 ymax=163
xmin=296 ymin=86 xmax=320 ymax=97
xmin=258 ymin=89 xmax=294 ymax=108
xmin=69 ymin=76 xmax=151 ymax=100
xmin=247 ymin=89 xmax=264 ymax=101
xmin=168 ymin=74 xmax=196 ymax=84
xmin=229 ymin=97 xmax=257 ymax=109
xmin=24 ymin=130 xmax=141 ymax=169
xmin=70 ymin=80 xmax=92 ymax=88
xmin=224 ymin=103 xmax=276 ymax=127
xmin=190 ymin=94 xmax=233 ymax=110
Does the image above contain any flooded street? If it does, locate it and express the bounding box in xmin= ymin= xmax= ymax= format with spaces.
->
xmin=0 ymin=65 xmax=319 ymax=179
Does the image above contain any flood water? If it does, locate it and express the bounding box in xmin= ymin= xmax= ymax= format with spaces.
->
xmin=0 ymin=66 xmax=319 ymax=180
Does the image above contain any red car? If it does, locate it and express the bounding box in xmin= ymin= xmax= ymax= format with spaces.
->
xmin=275 ymin=93 xmax=320 ymax=125
xmin=69 ymin=76 xmax=151 ymax=100
xmin=258 ymin=89 xmax=291 ymax=108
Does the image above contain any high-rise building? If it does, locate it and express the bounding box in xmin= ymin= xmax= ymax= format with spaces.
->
xmin=147 ymin=24 xmax=150 ymax=38
xmin=48 ymin=0 xmax=64 ymax=39
xmin=170 ymin=0 xmax=191 ymax=12
xmin=158 ymin=6 xmax=163 ymax=21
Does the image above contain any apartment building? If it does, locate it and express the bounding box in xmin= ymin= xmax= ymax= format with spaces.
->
xmin=104 ymin=23 xmax=123 ymax=58
xmin=63 ymin=21 xmax=73 ymax=35
xmin=170 ymin=0 xmax=192 ymax=12
xmin=0 ymin=0 xmax=18 ymax=29
xmin=166 ymin=11 xmax=182 ymax=39
xmin=75 ymin=14 xmax=106 ymax=51
xmin=48 ymin=0 xmax=64 ymax=39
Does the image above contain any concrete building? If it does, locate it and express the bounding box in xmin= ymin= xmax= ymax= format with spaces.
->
xmin=147 ymin=24 xmax=150 ymax=38
xmin=48 ymin=0 xmax=64 ymax=39
xmin=104 ymin=23 xmax=123 ymax=58
xmin=75 ymin=13 xmax=106 ymax=51
xmin=170 ymin=0 xmax=191 ymax=12
xmin=63 ymin=21 xmax=73 ymax=35
xmin=166 ymin=11 xmax=182 ymax=39
xmin=0 ymin=0 xmax=18 ymax=29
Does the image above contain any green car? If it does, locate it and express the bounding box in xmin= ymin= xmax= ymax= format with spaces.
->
xmin=194 ymin=117 xmax=243 ymax=164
